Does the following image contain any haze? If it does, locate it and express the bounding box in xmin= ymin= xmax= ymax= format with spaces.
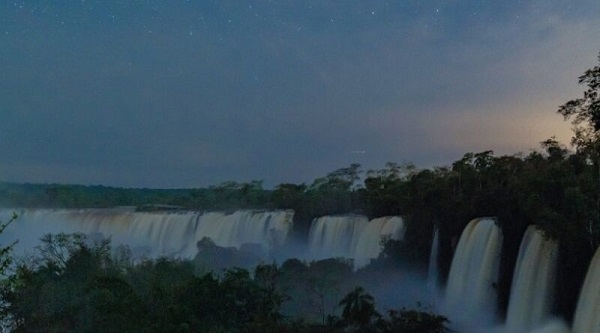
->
xmin=0 ymin=1 xmax=598 ymax=188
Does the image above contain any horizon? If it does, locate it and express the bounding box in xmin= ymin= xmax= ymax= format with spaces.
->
xmin=1 ymin=1 xmax=599 ymax=188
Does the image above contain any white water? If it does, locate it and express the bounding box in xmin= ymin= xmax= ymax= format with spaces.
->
xmin=572 ymin=245 xmax=600 ymax=333
xmin=0 ymin=208 xmax=293 ymax=258
xmin=529 ymin=320 xmax=570 ymax=333
xmin=427 ymin=227 xmax=440 ymax=292
xmin=353 ymin=216 xmax=405 ymax=267
xmin=444 ymin=218 xmax=502 ymax=327
xmin=505 ymin=225 xmax=559 ymax=333
xmin=3 ymin=208 xmax=588 ymax=333
xmin=308 ymin=215 xmax=368 ymax=260
xmin=308 ymin=215 xmax=405 ymax=267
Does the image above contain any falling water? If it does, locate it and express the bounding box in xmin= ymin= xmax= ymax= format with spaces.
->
xmin=352 ymin=216 xmax=405 ymax=268
xmin=308 ymin=215 xmax=368 ymax=260
xmin=528 ymin=320 xmax=570 ymax=333
xmin=505 ymin=225 xmax=558 ymax=332
xmin=444 ymin=218 xmax=502 ymax=326
xmin=194 ymin=210 xmax=291 ymax=251
xmin=572 ymin=245 xmax=600 ymax=333
xmin=0 ymin=208 xmax=293 ymax=258
xmin=307 ymin=215 xmax=405 ymax=267
xmin=427 ymin=227 xmax=440 ymax=292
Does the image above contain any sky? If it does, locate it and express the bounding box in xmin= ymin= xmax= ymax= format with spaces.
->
xmin=0 ymin=0 xmax=599 ymax=189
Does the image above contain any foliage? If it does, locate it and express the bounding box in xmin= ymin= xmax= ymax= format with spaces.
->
xmin=378 ymin=307 xmax=449 ymax=333
xmin=0 ymin=212 xmax=17 ymax=277
xmin=2 ymin=54 xmax=600 ymax=324
xmin=193 ymin=237 xmax=262 ymax=275
xmin=558 ymin=52 xmax=600 ymax=153
xmin=0 ymin=234 xmax=455 ymax=333
xmin=3 ymin=139 xmax=600 ymax=319
xmin=339 ymin=286 xmax=378 ymax=327
xmin=3 ymin=234 xmax=291 ymax=332
xmin=0 ymin=212 xmax=17 ymax=324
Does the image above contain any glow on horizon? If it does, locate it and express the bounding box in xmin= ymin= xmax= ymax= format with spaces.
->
xmin=0 ymin=1 xmax=598 ymax=188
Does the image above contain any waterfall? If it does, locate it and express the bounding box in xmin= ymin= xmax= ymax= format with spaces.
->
xmin=505 ymin=225 xmax=558 ymax=332
xmin=572 ymin=245 xmax=600 ymax=333
xmin=427 ymin=227 xmax=440 ymax=292
xmin=444 ymin=218 xmax=502 ymax=326
xmin=307 ymin=215 xmax=405 ymax=267
xmin=0 ymin=208 xmax=293 ymax=258
xmin=352 ymin=216 xmax=405 ymax=268
xmin=528 ymin=320 xmax=570 ymax=333
xmin=308 ymin=215 xmax=368 ymax=260
xmin=194 ymin=210 xmax=291 ymax=251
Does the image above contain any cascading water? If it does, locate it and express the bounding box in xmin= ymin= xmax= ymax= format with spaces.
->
xmin=572 ymin=245 xmax=600 ymax=333
xmin=0 ymin=208 xmax=293 ymax=258
xmin=307 ymin=215 xmax=405 ymax=267
xmin=505 ymin=225 xmax=559 ymax=332
xmin=352 ymin=216 xmax=405 ymax=268
xmin=308 ymin=215 xmax=368 ymax=260
xmin=194 ymin=210 xmax=290 ymax=251
xmin=427 ymin=227 xmax=439 ymax=292
xmin=528 ymin=320 xmax=570 ymax=333
xmin=444 ymin=218 xmax=502 ymax=326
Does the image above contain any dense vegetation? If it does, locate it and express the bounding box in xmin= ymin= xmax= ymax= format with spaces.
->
xmin=1 ymin=141 xmax=597 ymax=316
xmin=0 ymin=52 xmax=598 ymax=329
xmin=0 ymin=233 xmax=448 ymax=333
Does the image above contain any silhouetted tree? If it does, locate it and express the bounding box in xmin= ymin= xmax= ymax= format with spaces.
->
xmin=339 ymin=286 xmax=378 ymax=327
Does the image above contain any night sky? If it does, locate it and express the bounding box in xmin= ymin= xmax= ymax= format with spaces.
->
xmin=1 ymin=1 xmax=599 ymax=188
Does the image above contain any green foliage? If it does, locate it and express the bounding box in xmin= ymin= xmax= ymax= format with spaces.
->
xmin=339 ymin=286 xmax=378 ymax=327
xmin=3 ymin=142 xmax=600 ymax=321
xmin=0 ymin=212 xmax=17 ymax=277
xmin=306 ymin=163 xmax=364 ymax=217
xmin=552 ymin=53 xmax=600 ymax=320
xmin=379 ymin=307 xmax=449 ymax=333
xmin=193 ymin=237 xmax=263 ymax=275
xmin=272 ymin=183 xmax=307 ymax=211
xmin=4 ymin=234 xmax=143 ymax=332
xmin=558 ymin=52 xmax=600 ymax=149
xmin=276 ymin=258 xmax=356 ymax=325
xmin=4 ymin=55 xmax=600 ymax=324
xmin=363 ymin=162 xmax=412 ymax=217
xmin=0 ymin=212 xmax=17 ymax=324
xmin=3 ymin=235 xmax=294 ymax=333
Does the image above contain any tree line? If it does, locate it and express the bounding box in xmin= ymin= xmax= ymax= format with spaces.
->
xmin=0 ymin=233 xmax=448 ymax=333
xmin=0 ymin=52 xmax=598 ymax=325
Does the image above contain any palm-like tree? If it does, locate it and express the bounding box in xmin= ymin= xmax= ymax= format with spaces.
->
xmin=339 ymin=286 xmax=377 ymax=326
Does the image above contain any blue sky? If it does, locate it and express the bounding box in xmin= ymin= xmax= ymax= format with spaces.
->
xmin=0 ymin=1 xmax=599 ymax=188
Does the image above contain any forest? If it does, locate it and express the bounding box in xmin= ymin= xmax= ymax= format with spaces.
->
xmin=0 ymin=53 xmax=598 ymax=332
xmin=0 ymin=231 xmax=448 ymax=333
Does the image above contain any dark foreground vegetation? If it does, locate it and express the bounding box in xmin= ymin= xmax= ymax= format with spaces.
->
xmin=0 ymin=233 xmax=448 ymax=333
xmin=0 ymin=53 xmax=598 ymax=329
